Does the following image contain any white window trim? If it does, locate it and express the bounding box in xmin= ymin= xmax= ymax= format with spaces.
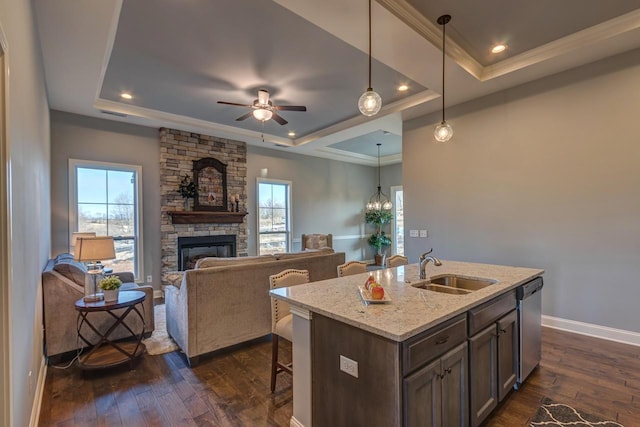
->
xmin=256 ymin=177 xmax=292 ymax=254
xmin=68 ymin=159 xmax=144 ymax=281
xmin=391 ymin=185 xmax=403 ymax=256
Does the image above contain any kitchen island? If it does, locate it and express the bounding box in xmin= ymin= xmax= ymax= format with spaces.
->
xmin=270 ymin=260 xmax=543 ymax=427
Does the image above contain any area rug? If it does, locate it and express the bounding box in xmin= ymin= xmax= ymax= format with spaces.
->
xmin=530 ymin=397 xmax=624 ymax=426
xmin=142 ymin=304 xmax=179 ymax=355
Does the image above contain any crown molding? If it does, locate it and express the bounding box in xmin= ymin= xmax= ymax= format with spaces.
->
xmin=378 ymin=1 xmax=640 ymax=82
xmin=317 ymin=146 xmax=402 ymax=166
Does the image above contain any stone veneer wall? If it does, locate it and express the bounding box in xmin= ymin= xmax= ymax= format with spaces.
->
xmin=160 ymin=128 xmax=248 ymax=285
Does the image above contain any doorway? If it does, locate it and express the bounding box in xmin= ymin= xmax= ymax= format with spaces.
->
xmin=0 ymin=27 xmax=11 ymax=427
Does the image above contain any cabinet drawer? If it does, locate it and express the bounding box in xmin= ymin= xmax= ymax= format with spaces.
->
xmin=403 ymin=314 xmax=467 ymax=375
xmin=468 ymin=290 xmax=516 ymax=336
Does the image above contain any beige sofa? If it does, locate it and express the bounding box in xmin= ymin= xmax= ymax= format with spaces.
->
xmin=42 ymin=254 xmax=155 ymax=362
xmin=165 ymin=250 xmax=345 ymax=365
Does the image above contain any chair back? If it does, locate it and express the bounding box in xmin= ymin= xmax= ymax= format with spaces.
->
xmin=386 ymin=255 xmax=409 ymax=268
xmin=301 ymin=233 xmax=333 ymax=250
xmin=269 ymin=269 xmax=310 ymax=332
xmin=337 ymin=261 xmax=367 ymax=277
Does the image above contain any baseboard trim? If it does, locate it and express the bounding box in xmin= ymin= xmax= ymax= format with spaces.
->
xmin=290 ymin=415 xmax=306 ymax=427
xmin=542 ymin=315 xmax=640 ymax=347
xmin=29 ymin=356 xmax=46 ymax=427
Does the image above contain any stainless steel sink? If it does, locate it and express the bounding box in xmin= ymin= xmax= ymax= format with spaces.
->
xmin=411 ymin=275 xmax=496 ymax=295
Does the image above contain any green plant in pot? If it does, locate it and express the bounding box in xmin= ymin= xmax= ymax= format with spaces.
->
xmin=365 ymin=210 xmax=393 ymax=265
xmin=99 ymin=275 xmax=122 ymax=302
xmin=178 ymin=174 xmax=198 ymax=211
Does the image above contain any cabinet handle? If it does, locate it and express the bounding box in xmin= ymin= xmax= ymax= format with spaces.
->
xmin=435 ymin=335 xmax=449 ymax=345
xmin=500 ymin=328 xmax=507 ymax=334
xmin=445 ymin=368 xmax=452 ymax=374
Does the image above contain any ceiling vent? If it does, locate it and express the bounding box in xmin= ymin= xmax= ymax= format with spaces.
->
xmin=273 ymin=143 xmax=290 ymax=148
xmin=100 ymin=110 xmax=127 ymax=118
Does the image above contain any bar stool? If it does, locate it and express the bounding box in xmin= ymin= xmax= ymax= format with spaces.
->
xmin=337 ymin=261 xmax=367 ymax=277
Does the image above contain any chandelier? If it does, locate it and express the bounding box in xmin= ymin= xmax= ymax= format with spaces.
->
xmin=366 ymin=143 xmax=392 ymax=211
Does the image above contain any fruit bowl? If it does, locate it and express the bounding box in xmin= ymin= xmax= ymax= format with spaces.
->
xmin=358 ymin=285 xmax=392 ymax=304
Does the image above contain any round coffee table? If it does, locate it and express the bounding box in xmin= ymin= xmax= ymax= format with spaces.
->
xmin=74 ymin=290 xmax=146 ymax=370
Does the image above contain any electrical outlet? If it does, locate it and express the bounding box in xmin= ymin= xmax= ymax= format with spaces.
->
xmin=409 ymin=230 xmax=419 ymax=238
xmin=420 ymin=230 xmax=428 ymax=238
xmin=340 ymin=355 xmax=358 ymax=378
xmin=146 ymin=275 xmax=152 ymax=283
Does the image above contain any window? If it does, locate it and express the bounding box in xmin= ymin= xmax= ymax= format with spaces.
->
xmin=391 ymin=186 xmax=404 ymax=256
xmin=257 ymin=179 xmax=291 ymax=255
xmin=69 ymin=159 xmax=143 ymax=278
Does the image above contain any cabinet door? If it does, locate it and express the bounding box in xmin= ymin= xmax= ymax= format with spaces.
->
xmin=404 ymin=358 xmax=441 ymax=427
xmin=497 ymin=309 xmax=518 ymax=401
xmin=469 ymin=324 xmax=498 ymax=427
xmin=441 ymin=342 xmax=469 ymax=427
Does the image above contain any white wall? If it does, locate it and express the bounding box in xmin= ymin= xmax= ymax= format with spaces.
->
xmin=50 ymin=111 xmax=161 ymax=290
xmin=403 ymin=48 xmax=640 ymax=333
xmin=0 ymin=1 xmax=51 ymax=425
xmin=247 ymin=145 xmax=377 ymax=260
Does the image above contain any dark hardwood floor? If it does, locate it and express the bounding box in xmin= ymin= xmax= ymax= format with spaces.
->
xmin=39 ymin=327 xmax=640 ymax=426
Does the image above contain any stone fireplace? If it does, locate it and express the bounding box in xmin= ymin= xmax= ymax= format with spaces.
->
xmin=177 ymin=235 xmax=236 ymax=270
xmin=160 ymin=128 xmax=248 ymax=286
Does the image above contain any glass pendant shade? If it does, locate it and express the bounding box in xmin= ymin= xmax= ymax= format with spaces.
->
xmin=252 ymin=108 xmax=273 ymax=121
xmin=359 ymin=89 xmax=382 ymax=116
xmin=434 ymin=120 xmax=453 ymax=142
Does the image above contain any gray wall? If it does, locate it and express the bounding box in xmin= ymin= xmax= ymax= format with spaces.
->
xmin=247 ymin=145 xmax=377 ymax=260
xmin=0 ymin=1 xmax=51 ymax=425
xmin=403 ymin=48 xmax=640 ymax=332
xmin=50 ymin=111 xmax=161 ymax=290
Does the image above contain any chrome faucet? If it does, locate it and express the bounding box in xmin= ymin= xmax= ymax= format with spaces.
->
xmin=419 ymin=249 xmax=442 ymax=280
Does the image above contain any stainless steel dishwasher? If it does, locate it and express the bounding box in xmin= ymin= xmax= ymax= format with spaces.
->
xmin=517 ymin=277 xmax=543 ymax=386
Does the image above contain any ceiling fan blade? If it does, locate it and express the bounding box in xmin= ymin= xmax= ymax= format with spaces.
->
xmin=218 ymin=101 xmax=252 ymax=107
xmin=271 ymin=112 xmax=288 ymax=125
xmin=235 ymin=112 xmax=254 ymax=121
xmin=273 ymin=105 xmax=307 ymax=112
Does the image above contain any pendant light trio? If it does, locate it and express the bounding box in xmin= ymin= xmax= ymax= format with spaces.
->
xmin=358 ymin=1 xmax=453 ymax=143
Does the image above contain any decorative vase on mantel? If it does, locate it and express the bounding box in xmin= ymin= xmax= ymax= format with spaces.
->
xmin=183 ymin=198 xmax=191 ymax=211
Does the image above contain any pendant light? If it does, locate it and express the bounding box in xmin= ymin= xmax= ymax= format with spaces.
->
xmin=434 ymin=14 xmax=453 ymax=143
xmin=366 ymin=143 xmax=392 ymax=211
xmin=358 ymin=0 xmax=382 ymax=116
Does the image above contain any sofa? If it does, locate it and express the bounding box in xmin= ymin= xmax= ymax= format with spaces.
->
xmin=42 ymin=253 xmax=155 ymax=361
xmin=165 ymin=250 xmax=345 ymax=365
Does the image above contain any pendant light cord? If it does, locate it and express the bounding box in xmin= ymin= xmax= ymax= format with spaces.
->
xmin=377 ymin=143 xmax=381 ymax=192
xmin=441 ymin=18 xmax=446 ymax=122
xmin=368 ymin=0 xmax=372 ymax=90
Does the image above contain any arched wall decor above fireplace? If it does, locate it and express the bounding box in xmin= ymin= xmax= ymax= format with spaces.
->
xmin=193 ymin=157 xmax=228 ymax=212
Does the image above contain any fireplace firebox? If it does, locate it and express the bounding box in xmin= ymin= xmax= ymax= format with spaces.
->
xmin=177 ymin=235 xmax=236 ymax=271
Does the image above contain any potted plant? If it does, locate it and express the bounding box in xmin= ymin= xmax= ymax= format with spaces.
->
xmin=99 ymin=275 xmax=122 ymax=302
xmin=365 ymin=210 xmax=393 ymax=265
xmin=178 ymin=174 xmax=198 ymax=210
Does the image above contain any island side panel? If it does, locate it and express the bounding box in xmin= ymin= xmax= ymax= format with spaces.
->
xmin=312 ymin=313 xmax=402 ymax=427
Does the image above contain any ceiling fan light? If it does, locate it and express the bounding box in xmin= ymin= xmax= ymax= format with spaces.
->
xmin=358 ymin=89 xmax=382 ymax=116
xmin=434 ymin=120 xmax=453 ymax=143
xmin=253 ymin=108 xmax=273 ymax=121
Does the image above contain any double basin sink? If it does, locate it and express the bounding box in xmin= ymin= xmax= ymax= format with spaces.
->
xmin=412 ymin=275 xmax=497 ymax=295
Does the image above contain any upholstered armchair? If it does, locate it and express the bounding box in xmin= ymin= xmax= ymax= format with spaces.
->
xmin=301 ymin=233 xmax=333 ymax=251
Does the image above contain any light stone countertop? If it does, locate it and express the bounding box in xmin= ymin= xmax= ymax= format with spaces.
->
xmin=270 ymin=260 xmax=544 ymax=342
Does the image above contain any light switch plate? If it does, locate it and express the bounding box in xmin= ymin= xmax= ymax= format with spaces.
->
xmin=409 ymin=230 xmax=419 ymax=238
xmin=420 ymin=230 xmax=428 ymax=238
xmin=340 ymin=355 xmax=358 ymax=378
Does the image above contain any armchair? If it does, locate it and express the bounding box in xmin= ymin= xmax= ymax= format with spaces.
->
xmin=301 ymin=233 xmax=333 ymax=251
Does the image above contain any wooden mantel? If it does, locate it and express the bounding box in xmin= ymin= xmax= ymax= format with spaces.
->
xmin=168 ymin=211 xmax=247 ymax=224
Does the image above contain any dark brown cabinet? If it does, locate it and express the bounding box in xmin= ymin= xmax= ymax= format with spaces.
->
xmin=497 ymin=309 xmax=518 ymax=401
xmin=404 ymin=342 xmax=468 ymax=427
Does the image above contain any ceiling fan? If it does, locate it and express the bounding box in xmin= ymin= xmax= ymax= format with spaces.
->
xmin=217 ymin=89 xmax=307 ymax=125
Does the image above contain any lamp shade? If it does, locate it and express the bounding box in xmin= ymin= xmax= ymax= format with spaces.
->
xmin=74 ymin=236 xmax=116 ymax=262
xmin=71 ymin=231 xmax=96 ymax=247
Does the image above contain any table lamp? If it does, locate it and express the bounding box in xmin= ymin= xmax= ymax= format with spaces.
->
xmin=70 ymin=231 xmax=96 ymax=253
xmin=74 ymin=236 xmax=116 ymax=302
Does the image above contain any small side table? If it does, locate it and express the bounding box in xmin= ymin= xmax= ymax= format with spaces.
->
xmin=74 ymin=290 xmax=146 ymax=370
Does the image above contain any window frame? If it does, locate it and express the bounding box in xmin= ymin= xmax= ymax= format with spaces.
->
xmin=256 ymin=178 xmax=292 ymax=255
xmin=68 ymin=159 xmax=144 ymax=280
xmin=391 ymin=185 xmax=404 ymax=256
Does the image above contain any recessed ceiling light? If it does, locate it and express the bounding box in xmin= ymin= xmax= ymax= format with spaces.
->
xmin=397 ymin=84 xmax=409 ymax=92
xmin=491 ymin=44 xmax=507 ymax=54
xmin=288 ymin=131 xmax=296 ymax=137
xmin=120 ymin=92 xmax=133 ymax=100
